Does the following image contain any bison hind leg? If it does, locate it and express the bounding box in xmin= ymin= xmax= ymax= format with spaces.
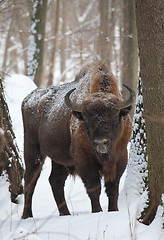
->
xmin=22 ymin=145 xmax=45 ymax=219
xmin=49 ymin=161 xmax=70 ymax=216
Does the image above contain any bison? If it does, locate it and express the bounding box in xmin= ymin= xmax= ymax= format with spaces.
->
xmin=22 ymin=61 xmax=135 ymax=219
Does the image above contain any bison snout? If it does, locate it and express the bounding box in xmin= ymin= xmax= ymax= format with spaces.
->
xmin=94 ymin=139 xmax=109 ymax=155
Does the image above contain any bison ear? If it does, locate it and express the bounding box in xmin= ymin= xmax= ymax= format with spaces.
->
xmin=72 ymin=111 xmax=84 ymax=121
xmin=119 ymin=105 xmax=132 ymax=118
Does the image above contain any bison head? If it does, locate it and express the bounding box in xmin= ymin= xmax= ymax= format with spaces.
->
xmin=65 ymin=85 xmax=135 ymax=162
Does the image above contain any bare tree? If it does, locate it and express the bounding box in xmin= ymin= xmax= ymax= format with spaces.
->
xmin=0 ymin=0 xmax=140 ymax=90
xmin=48 ymin=0 xmax=61 ymax=86
xmin=27 ymin=0 xmax=47 ymax=86
xmin=0 ymin=77 xmax=24 ymax=203
xmin=1 ymin=4 xmax=14 ymax=77
xmin=60 ymin=0 xmax=67 ymax=83
xmin=122 ymin=0 xmax=138 ymax=93
xmin=98 ymin=0 xmax=110 ymax=65
xmin=135 ymin=0 xmax=164 ymax=225
xmin=0 ymin=1 xmax=32 ymax=76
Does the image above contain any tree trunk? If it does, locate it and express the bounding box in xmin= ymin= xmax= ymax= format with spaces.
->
xmin=48 ymin=0 xmax=61 ymax=86
xmin=135 ymin=0 xmax=164 ymax=225
xmin=0 ymin=77 xmax=24 ymax=203
xmin=27 ymin=0 xmax=47 ymax=87
xmin=122 ymin=0 xmax=138 ymax=94
xmin=109 ymin=0 xmax=117 ymax=71
xmin=16 ymin=7 xmax=29 ymax=74
xmin=98 ymin=0 xmax=110 ymax=65
xmin=60 ymin=0 xmax=67 ymax=83
xmin=1 ymin=5 xmax=14 ymax=78
xmin=122 ymin=77 xmax=149 ymax=220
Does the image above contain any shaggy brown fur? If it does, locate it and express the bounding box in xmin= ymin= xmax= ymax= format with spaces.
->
xmin=90 ymin=71 xmax=120 ymax=97
xmin=22 ymin=61 xmax=134 ymax=219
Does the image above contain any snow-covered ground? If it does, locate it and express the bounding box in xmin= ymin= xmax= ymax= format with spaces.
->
xmin=0 ymin=75 xmax=163 ymax=240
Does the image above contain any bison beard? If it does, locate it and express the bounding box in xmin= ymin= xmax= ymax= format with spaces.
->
xmin=102 ymin=158 xmax=117 ymax=182
xmin=22 ymin=61 xmax=135 ymax=219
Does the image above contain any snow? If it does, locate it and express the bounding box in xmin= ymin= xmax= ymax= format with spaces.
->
xmin=0 ymin=75 xmax=163 ymax=240
xmin=121 ymin=77 xmax=149 ymax=216
xmin=4 ymin=74 xmax=36 ymax=158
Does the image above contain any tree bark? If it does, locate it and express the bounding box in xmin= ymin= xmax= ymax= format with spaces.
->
xmin=0 ymin=77 xmax=24 ymax=203
xmin=135 ymin=0 xmax=164 ymax=225
xmin=27 ymin=0 xmax=47 ymax=87
xmin=98 ymin=0 xmax=110 ymax=65
xmin=60 ymin=0 xmax=67 ymax=83
xmin=1 ymin=4 xmax=14 ymax=78
xmin=48 ymin=0 xmax=61 ymax=86
xmin=122 ymin=0 xmax=138 ymax=93
xmin=16 ymin=7 xmax=29 ymax=74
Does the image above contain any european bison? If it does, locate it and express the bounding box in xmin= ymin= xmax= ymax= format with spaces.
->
xmin=22 ymin=61 xmax=135 ymax=219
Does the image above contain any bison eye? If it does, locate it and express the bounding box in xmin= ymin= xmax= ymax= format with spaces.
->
xmin=72 ymin=111 xmax=84 ymax=121
xmin=84 ymin=119 xmax=90 ymax=130
xmin=119 ymin=105 xmax=132 ymax=118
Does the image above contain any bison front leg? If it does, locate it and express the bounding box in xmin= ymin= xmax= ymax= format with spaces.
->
xmin=49 ymin=161 xmax=70 ymax=216
xmin=105 ymin=180 xmax=119 ymax=211
xmin=78 ymin=166 xmax=102 ymax=213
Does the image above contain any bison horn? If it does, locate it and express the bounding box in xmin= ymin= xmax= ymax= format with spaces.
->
xmin=118 ymin=84 xmax=135 ymax=109
xmin=65 ymin=88 xmax=82 ymax=112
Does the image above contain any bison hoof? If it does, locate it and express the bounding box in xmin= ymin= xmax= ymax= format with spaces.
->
xmin=22 ymin=215 xmax=33 ymax=219
xmin=59 ymin=212 xmax=71 ymax=216
xmin=108 ymin=208 xmax=118 ymax=212
xmin=22 ymin=211 xmax=33 ymax=219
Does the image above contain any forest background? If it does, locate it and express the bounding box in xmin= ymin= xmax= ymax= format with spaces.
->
xmin=0 ymin=0 xmax=138 ymax=89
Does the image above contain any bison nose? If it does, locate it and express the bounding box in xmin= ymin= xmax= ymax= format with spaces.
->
xmin=94 ymin=139 xmax=108 ymax=154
